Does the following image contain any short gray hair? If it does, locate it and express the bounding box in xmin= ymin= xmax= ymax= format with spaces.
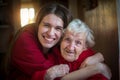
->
xmin=64 ymin=19 xmax=95 ymax=48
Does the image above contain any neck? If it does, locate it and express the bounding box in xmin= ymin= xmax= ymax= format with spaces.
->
xmin=43 ymin=48 xmax=49 ymax=54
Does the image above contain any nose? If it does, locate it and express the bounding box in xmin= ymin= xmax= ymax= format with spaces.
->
xmin=67 ymin=43 xmax=75 ymax=51
xmin=47 ymin=28 xmax=55 ymax=36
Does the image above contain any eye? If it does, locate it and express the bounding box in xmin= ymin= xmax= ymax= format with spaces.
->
xmin=76 ymin=41 xmax=81 ymax=46
xmin=44 ymin=24 xmax=50 ymax=28
xmin=42 ymin=22 xmax=50 ymax=28
xmin=63 ymin=37 xmax=71 ymax=43
xmin=55 ymin=27 xmax=63 ymax=32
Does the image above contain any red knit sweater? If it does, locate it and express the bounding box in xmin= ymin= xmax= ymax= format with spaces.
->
xmin=53 ymin=47 xmax=108 ymax=80
xmin=10 ymin=24 xmax=55 ymax=80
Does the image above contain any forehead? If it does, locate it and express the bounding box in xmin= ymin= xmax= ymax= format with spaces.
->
xmin=64 ymin=31 xmax=86 ymax=40
xmin=42 ymin=14 xmax=63 ymax=27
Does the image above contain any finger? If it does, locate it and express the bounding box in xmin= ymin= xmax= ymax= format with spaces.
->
xmin=80 ymin=62 xmax=86 ymax=68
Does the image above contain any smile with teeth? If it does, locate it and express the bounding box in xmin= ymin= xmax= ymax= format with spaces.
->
xmin=43 ymin=36 xmax=55 ymax=43
xmin=66 ymin=50 xmax=75 ymax=56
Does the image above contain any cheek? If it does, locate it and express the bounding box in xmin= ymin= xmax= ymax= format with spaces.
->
xmin=56 ymin=32 xmax=63 ymax=39
xmin=61 ymin=42 xmax=66 ymax=55
xmin=39 ymin=27 xmax=46 ymax=32
xmin=60 ymin=42 xmax=64 ymax=51
xmin=61 ymin=41 xmax=67 ymax=49
xmin=38 ymin=26 xmax=43 ymax=34
xmin=38 ymin=28 xmax=41 ymax=36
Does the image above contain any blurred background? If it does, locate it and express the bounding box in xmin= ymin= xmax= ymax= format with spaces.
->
xmin=0 ymin=0 xmax=119 ymax=80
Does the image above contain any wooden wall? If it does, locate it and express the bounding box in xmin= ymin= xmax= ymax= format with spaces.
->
xmin=77 ymin=0 xmax=119 ymax=79
xmin=116 ymin=0 xmax=120 ymax=79
xmin=0 ymin=0 xmax=118 ymax=79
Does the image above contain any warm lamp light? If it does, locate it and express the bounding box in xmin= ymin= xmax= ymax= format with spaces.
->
xmin=20 ymin=8 xmax=35 ymax=27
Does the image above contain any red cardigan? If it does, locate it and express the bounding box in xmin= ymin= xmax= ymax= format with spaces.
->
xmin=10 ymin=24 xmax=55 ymax=80
xmin=53 ymin=47 xmax=108 ymax=80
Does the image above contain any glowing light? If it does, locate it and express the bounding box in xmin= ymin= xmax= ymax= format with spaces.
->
xmin=20 ymin=8 xmax=35 ymax=27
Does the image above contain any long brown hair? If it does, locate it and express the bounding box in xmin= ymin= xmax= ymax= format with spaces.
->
xmin=35 ymin=2 xmax=73 ymax=29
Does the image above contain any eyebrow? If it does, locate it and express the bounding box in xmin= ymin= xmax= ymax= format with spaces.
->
xmin=57 ymin=26 xmax=64 ymax=29
xmin=43 ymin=21 xmax=63 ymax=28
xmin=42 ymin=21 xmax=50 ymax=25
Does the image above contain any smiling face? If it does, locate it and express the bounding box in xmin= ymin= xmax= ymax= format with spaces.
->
xmin=38 ymin=14 xmax=64 ymax=51
xmin=60 ymin=31 xmax=87 ymax=62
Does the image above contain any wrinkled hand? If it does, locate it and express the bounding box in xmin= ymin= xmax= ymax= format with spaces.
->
xmin=45 ymin=64 xmax=69 ymax=80
xmin=96 ymin=63 xmax=112 ymax=79
xmin=80 ymin=52 xmax=104 ymax=68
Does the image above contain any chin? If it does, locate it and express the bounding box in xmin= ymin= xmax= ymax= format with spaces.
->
xmin=42 ymin=44 xmax=53 ymax=48
xmin=65 ymin=58 xmax=75 ymax=62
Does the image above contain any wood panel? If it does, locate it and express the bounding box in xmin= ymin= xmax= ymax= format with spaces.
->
xmin=83 ymin=0 xmax=118 ymax=80
xmin=116 ymin=0 xmax=120 ymax=79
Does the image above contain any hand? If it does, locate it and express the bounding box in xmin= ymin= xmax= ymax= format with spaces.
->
xmin=96 ymin=63 xmax=112 ymax=79
xmin=80 ymin=52 xmax=104 ymax=68
xmin=44 ymin=64 xmax=69 ymax=80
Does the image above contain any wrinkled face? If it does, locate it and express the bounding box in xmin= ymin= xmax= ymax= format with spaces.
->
xmin=60 ymin=31 xmax=87 ymax=62
xmin=38 ymin=14 xmax=64 ymax=50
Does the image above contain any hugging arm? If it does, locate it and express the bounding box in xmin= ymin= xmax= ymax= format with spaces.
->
xmin=80 ymin=52 xmax=104 ymax=68
xmin=44 ymin=53 xmax=111 ymax=80
xmin=61 ymin=53 xmax=111 ymax=80
xmin=61 ymin=63 xmax=111 ymax=80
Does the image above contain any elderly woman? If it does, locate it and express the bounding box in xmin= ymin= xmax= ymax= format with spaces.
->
xmin=47 ymin=19 xmax=111 ymax=80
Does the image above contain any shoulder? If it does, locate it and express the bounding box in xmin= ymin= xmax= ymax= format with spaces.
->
xmin=78 ymin=48 xmax=95 ymax=61
xmin=14 ymin=23 xmax=37 ymax=42
xmin=12 ymin=23 xmax=40 ymax=51
xmin=20 ymin=23 xmax=37 ymax=36
xmin=82 ymin=48 xmax=95 ymax=55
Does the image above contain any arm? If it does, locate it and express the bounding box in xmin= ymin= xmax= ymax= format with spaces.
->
xmin=44 ymin=64 xmax=69 ymax=80
xmin=80 ymin=52 xmax=104 ymax=68
xmin=61 ymin=63 xmax=111 ymax=80
xmin=11 ymin=30 xmax=54 ymax=80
